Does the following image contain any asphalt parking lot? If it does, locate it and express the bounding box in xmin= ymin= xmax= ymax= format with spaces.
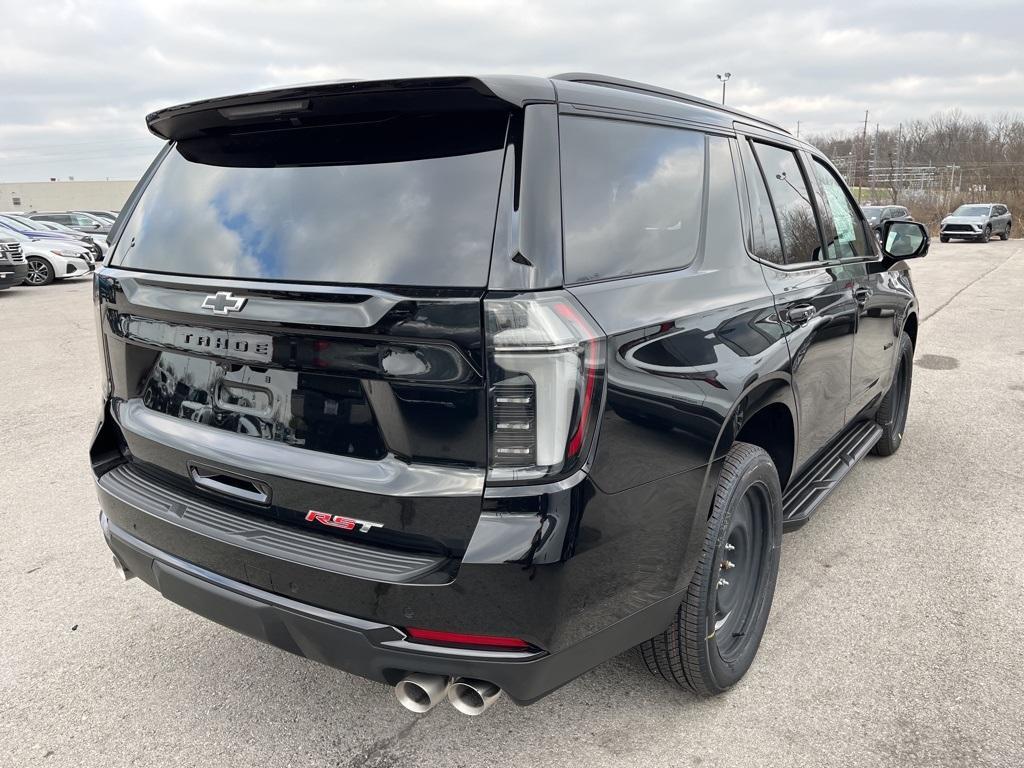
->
xmin=1 ymin=241 xmax=1023 ymax=768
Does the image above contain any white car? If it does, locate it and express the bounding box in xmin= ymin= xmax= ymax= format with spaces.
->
xmin=2 ymin=229 xmax=94 ymax=285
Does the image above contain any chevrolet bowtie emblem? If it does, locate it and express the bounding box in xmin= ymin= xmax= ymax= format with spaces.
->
xmin=201 ymin=291 xmax=247 ymax=315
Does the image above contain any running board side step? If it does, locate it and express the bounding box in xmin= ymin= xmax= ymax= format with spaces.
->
xmin=782 ymin=421 xmax=883 ymax=532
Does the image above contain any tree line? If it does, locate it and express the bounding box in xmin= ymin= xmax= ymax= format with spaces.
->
xmin=807 ymin=110 xmax=1024 ymax=235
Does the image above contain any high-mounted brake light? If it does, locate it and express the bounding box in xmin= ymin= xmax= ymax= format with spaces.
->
xmin=404 ymin=627 xmax=534 ymax=651
xmin=218 ymin=99 xmax=310 ymax=120
xmin=485 ymin=292 xmax=605 ymax=484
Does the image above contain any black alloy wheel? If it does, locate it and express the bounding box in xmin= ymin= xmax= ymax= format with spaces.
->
xmin=710 ymin=483 xmax=774 ymax=663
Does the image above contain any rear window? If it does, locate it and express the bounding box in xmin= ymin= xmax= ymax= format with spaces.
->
xmin=112 ymin=112 xmax=509 ymax=286
xmin=560 ymin=117 xmax=705 ymax=283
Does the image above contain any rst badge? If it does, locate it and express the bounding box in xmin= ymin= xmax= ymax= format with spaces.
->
xmin=305 ymin=510 xmax=384 ymax=533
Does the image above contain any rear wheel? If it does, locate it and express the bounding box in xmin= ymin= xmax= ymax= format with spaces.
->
xmin=939 ymin=235 xmax=949 ymax=243
xmin=980 ymin=225 xmax=991 ymax=243
xmin=25 ymin=257 xmax=54 ymax=286
xmin=873 ymin=332 xmax=913 ymax=456
xmin=1000 ymin=222 xmax=1011 ymax=241
xmin=641 ymin=442 xmax=782 ymax=696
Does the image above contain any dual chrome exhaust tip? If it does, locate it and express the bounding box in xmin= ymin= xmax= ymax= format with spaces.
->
xmin=395 ymin=673 xmax=502 ymax=716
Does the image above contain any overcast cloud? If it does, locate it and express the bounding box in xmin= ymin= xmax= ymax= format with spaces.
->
xmin=2 ymin=0 xmax=1023 ymax=181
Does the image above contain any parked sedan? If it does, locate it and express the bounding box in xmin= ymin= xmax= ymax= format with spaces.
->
xmin=0 ymin=228 xmax=94 ymax=285
xmin=940 ymin=203 xmax=1012 ymax=242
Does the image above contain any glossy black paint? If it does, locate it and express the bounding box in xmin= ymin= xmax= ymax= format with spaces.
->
xmin=93 ymin=74 xmax=919 ymax=704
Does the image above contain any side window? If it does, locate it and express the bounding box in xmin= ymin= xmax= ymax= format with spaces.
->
xmin=752 ymin=142 xmax=821 ymax=264
xmin=560 ymin=117 xmax=705 ymax=283
xmin=810 ymin=158 xmax=873 ymax=260
xmin=737 ymin=138 xmax=784 ymax=264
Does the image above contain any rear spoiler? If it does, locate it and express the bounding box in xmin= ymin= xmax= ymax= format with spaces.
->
xmin=145 ymin=75 xmax=556 ymax=141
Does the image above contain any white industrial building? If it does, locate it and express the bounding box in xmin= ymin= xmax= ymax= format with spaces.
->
xmin=0 ymin=180 xmax=138 ymax=213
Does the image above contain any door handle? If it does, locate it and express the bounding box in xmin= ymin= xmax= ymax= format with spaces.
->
xmin=784 ymin=304 xmax=817 ymax=325
xmin=854 ymin=287 xmax=872 ymax=304
xmin=189 ymin=464 xmax=271 ymax=505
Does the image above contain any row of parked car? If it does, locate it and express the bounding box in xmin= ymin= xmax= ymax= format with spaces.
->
xmin=0 ymin=209 xmax=117 ymax=290
xmin=862 ymin=202 xmax=1014 ymax=243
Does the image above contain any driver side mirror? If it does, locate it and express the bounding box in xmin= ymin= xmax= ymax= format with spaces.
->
xmin=881 ymin=220 xmax=929 ymax=260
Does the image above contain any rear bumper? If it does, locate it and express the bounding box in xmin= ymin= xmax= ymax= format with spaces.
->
xmin=101 ymin=511 xmax=683 ymax=703
xmin=91 ymin=391 xmax=711 ymax=704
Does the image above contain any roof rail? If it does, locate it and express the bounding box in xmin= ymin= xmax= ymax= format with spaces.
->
xmin=550 ymin=72 xmax=790 ymax=135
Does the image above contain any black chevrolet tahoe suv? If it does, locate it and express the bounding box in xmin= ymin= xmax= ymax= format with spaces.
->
xmin=91 ymin=74 xmax=929 ymax=715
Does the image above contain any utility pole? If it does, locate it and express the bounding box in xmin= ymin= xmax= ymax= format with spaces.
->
xmin=857 ymin=110 xmax=869 ymax=203
xmin=796 ymin=121 xmax=801 ymax=139
xmin=716 ymin=72 xmax=731 ymax=105
xmin=895 ymin=122 xmax=904 ymax=201
xmin=871 ymin=123 xmax=879 ymax=200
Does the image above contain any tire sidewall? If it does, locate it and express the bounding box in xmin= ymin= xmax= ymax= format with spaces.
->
xmin=703 ymin=450 xmax=782 ymax=690
xmin=891 ymin=335 xmax=914 ymax=445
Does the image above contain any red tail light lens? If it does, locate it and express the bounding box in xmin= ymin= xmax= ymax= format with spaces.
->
xmin=404 ymin=627 xmax=533 ymax=651
xmin=485 ymin=291 xmax=605 ymax=484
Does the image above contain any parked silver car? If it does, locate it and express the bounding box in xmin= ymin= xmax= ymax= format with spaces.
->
xmin=939 ymin=203 xmax=1012 ymax=242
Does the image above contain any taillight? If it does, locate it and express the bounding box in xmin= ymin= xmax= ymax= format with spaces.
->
xmin=485 ymin=291 xmax=605 ymax=484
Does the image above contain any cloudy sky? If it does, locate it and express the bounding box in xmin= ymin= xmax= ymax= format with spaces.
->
xmin=2 ymin=0 xmax=1022 ymax=181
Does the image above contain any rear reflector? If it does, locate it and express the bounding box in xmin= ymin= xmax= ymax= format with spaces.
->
xmin=404 ymin=627 xmax=533 ymax=651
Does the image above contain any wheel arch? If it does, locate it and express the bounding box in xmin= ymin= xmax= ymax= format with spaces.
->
xmin=903 ymin=311 xmax=918 ymax=350
xmin=700 ymin=374 xmax=798 ymax=507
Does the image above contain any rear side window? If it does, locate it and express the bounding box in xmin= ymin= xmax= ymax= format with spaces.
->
xmin=810 ymin=159 xmax=873 ymax=260
xmin=751 ymin=141 xmax=821 ymax=265
xmin=560 ymin=117 xmax=705 ymax=283
xmin=738 ymin=139 xmax=784 ymax=264
xmin=112 ymin=111 xmax=509 ymax=287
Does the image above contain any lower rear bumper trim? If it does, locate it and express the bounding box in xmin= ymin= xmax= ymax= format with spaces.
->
xmin=99 ymin=511 xmax=682 ymax=703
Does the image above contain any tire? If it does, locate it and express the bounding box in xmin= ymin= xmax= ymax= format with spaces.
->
xmin=1000 ymin=222 xmax=1010 ymax=241
xmin=640 ymin=442 xmax=782 ymax=696
xmin=25 ymin=256 xmax=54 ymax=286
xmin=872 ymin=332 xmax=913 ymax=456
xmin=939 ymin=235 xmax=949 ymax=243
xmin=980 ymin=225 xmax=991 ymax=243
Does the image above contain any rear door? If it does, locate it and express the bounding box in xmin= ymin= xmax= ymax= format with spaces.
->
xmin=98 ymin=107 xmax=511 ymax=556
xmin=738 ymin=137 xmax=858 ymax=470
xmin=806 ymin=155 xmax=896 ymax=416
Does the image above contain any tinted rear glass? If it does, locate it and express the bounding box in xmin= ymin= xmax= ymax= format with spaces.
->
xmin=560 ymin=117 xmax=705 ymax=283
xmin=112 ymin=112 xmax=508 ymax=286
